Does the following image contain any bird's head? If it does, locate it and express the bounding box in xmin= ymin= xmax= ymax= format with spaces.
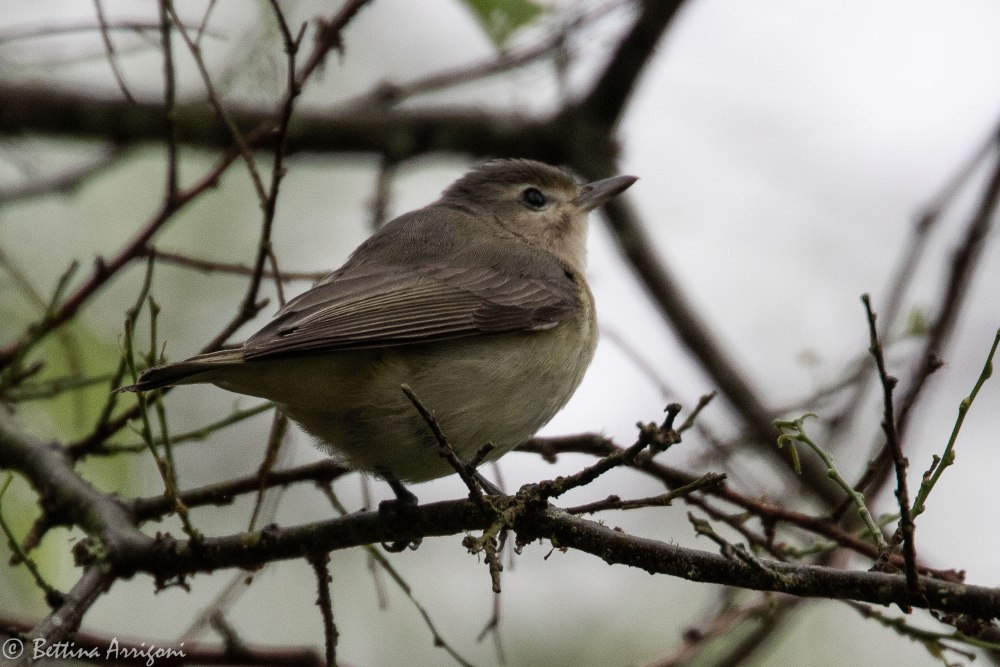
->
xmin=440 ymin=159 xmax=637 ymax=273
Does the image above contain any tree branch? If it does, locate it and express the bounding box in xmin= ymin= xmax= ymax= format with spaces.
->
xmin=578 ymin=0 xmax=685 ymax=129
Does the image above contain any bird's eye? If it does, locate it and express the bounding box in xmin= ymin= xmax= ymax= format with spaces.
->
xmin=521 ymin=187 xmax=547 ymax=209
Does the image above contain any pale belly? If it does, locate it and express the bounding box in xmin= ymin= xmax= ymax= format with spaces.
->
xmin=211 ymin=321 xmax=596 ymax=482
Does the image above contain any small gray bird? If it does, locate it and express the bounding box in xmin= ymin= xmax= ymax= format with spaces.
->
xmin=122 ymin=159 xmax=636 ymax=494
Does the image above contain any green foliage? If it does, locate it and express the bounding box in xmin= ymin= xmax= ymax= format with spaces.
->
xmin=460 ymin=0 xmax=546 ymax=48
xmin=904 ymin=306 xmax=932 ymax=337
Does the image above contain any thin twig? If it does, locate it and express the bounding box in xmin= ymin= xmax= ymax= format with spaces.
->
xmin=0 ymin=474 xmax=64 ymax=608
xmin=167 ymin=5 xmax=268 ymax=202
xmin=399 ymin=384 xmax=490 ymax=510
xmin=565 ymin=472 xmax=726 ymax=514
xmin=0 ymin=20 xmax=221 ymax=45
xmin=534 ymin=403 xmax=683 ymax=502
xmin=248 ymin=412 xmax=290 ymax=530
xmin=158 ymin=0 xmax=178 ymax=198
xmin=138 ymin=248 xmax=325 ymax=282
xmin=130 ymin=459 xmax=348 ymax=521
xmin=92 ymin=0 xmax=135 ymax=103
xmin=855 ymin=136 xmax=1000 ymax=502
xmin=337 ymin=1 xmax=628 ymax=111
xmin=0 ymin=147 xmax=123 ymax=204
xmin=862 ymin=294 xmax=918 ymax=596
xmin=319 ymin=485 xmax=475 ymax=667
xmin=293 ymin=0 xmax=375 ymax=89
xmin=910 ymin=329 xmax=1000 ymax=523
xmin=308 ymin=552 xmax=337 ymax=667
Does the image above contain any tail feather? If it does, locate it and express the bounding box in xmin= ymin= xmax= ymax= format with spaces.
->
xmin=117 ymin=348 xmax=244 ymax=393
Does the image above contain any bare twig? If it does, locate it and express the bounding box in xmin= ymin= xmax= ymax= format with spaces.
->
xmin=862 ymin=295 xmax=918 ymax=596
xmin=308 ymin=552 xmax=338 ymax=667
xmin=855 ymin=138 xmax=1000 ymax=501
xmin=534 ymin=403 xmax=682 ymax=502
xmin=167 ymin=5 xmax=268 ymax=202
xmin=92 ymin=0 xmax=136 ymax=103
xmin=0 ymin=474 xmax=64 ymax=607
xmin=0 ymin=19 xmax=221 ymax=45
xmin=338 ymin=0 xmax=629 ymax=111
xmin=131 ymin=459 xmax=348 ymax=521
xmin=910 ymin=329 xmax=1000 ymax=523
xmin=565 ymin=472 xmax=726 ymax=514
xmin=319 ymin=485 xmax=475 ymax=667
xmin=0 ymin=147 xmax=123 ymax=204
xmin=158 ymin=0 xmax=179 ymax=198
xmin=399 ymin=384 xmax=491 ymax=510
xmin=137 ymin=248 xmax=324 ymax=281
xmin=248 ymin=412 xmax=290 ymax=530
xmin=293 ymin=0 xmax=375 ymax=89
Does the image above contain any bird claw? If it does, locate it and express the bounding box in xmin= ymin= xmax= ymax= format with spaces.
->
xmin=378 ymin=486 xmax=421 ymax=552
xmin=381 ymin=536 xmax=422 ymax=552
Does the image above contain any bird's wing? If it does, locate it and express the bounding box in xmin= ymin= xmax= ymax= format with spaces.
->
xmin=242 ymin=261 xmax=581 ymax=359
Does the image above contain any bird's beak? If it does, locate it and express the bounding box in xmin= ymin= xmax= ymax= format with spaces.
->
xmin=573 ymin=174 xmax=639 ymax=211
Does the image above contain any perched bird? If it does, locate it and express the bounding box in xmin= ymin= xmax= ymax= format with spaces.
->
xmin=122 ymin=159 xmax=636 ymax=497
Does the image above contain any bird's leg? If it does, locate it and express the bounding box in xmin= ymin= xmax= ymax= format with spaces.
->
xmin=472 ymin=470 xmax=504 ymax=496
xmin=378 ymin=470 xmax=422 ymax=552
xmin=384 ymin=475 xmax=418 ymax=505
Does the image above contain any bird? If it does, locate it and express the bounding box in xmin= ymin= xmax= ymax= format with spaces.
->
xmin=121 ymin=159 xmax=637 ymax=500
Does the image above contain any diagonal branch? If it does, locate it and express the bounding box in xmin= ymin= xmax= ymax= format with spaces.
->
xmin=854 ymin=140 xmax=1000 ymax=500
xmin=578 ymin=0 xmax=686 ymax=129
xmin=0 ymin=416 xmax=150 ymax=558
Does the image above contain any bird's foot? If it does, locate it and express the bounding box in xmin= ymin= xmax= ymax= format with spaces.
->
xmin=378 ymin=474 xmax=422 ymax=552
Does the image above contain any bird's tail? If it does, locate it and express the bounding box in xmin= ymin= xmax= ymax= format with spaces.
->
xmin=117 ymin=348 xmax=244 ymax=393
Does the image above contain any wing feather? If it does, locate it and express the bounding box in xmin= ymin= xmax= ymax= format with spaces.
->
xmin=242 ymin=206 xmax=583 ymax=360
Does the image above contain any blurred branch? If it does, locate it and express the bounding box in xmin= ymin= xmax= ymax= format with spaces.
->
xmin=577 ymin=0 xmax=686 ymax=130
xmin=0 ymin=146 xmax=243 ymax=373
xmin=0 ymin=611 xmax=323 ymax=666
xmin=0 ymin=83 xmax=564 ymax=159
xmin=853 ymin=136 xmax=1000 ymax=502
xmin=339 ymin=0 xmax=630 ymax=111
xmin=0 ymin=147 xmax=123 ymax=204
xmin=880 ymin=117 xmax=1000 ymax=335
xmin=137 ymin=248 xmax=325 ymax=282
xmin=93 ymin=0 xmax=136 ymax=103
xmin=0 ymin=19 xmax=221 ymax=45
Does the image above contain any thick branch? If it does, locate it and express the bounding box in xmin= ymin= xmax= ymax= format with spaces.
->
xmin=0 ymin=416 xmax=151 ymax=558
xmin=0 ymin=83 xmax=566 ymax=161
xmin=96 ymin=497 xmax=1000 ymax=620
xmin=516 ymin=507 xmax=1000 ymax=619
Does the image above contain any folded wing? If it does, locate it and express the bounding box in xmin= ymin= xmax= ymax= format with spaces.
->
xmin=243 ymin=261 xmax=580 ymax=359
